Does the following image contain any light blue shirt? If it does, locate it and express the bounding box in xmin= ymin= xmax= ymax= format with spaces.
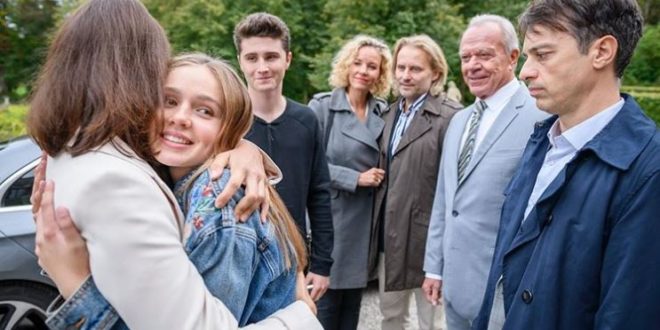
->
xmin=390 ymin=93 xmax=427 ymax=154
xmin=523 ymin=98 xmax=625 ymax=220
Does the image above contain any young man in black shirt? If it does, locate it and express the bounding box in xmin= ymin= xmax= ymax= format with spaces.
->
xmin=233 ymin=12 xmax=333 ymax=301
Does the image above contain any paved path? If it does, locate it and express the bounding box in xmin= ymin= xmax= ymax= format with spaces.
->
xmin=357 ymin=283 xmax=419 ymax=330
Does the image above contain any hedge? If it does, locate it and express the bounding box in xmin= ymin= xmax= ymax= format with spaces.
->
xmin=635 ymin=96 xmax=660 ymax=125
xmin=623 ymin=86 xmax=660 ymax=126
xmin=0 ymin=104 xmax=28 ymax=141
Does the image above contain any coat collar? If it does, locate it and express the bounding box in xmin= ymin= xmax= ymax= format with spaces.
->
xmin=329 ymin=88 xmax=384 ymax=151
xmin=504 ymin=93 xmax=657 ymax=256
xmin=97 ymin=138 xmax=185 ymax=230
xmin=388 ymin=94 xmax=451 ymax=156
xmin=383 ymin=94 xmax=451 ymax=117
xmin=531 ymin=94 xmax=655 ymax=171
xmin=328 ymin=87 xmax=383 ymax=115
xmin=582 ymin=94 xmax=656 ymax=171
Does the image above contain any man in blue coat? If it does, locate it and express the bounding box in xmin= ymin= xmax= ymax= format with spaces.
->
xmin=474 ymin=0 xmax=660 ymax=329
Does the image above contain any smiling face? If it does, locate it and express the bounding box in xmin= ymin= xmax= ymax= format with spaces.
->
xmin=519 ymin=25 xmax=596 ymax=116
xmin=151 ymin=64 xmax=222 ymax=180
xmin=238 ymin=36 xmax=291 ymax=93
xmin=348 ymin=46 xmax=382 ymax=93
xmin=460 ymin=23 xmax=518 ymax=99
xmin=394 ymin=45 xmax=439 ymax=103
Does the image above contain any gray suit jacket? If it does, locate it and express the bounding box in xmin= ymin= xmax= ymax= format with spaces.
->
xmin=309 ymin=88 xmax=385 ymax=289
xmin=423 ymin=83 xmax=548 ymax=321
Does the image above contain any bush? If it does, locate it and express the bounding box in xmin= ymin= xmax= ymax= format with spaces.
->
xmin=636 ymin=96 xmax=660 ymax=126
xmin=0 ymin=104 xmax=28 ymax=141
xmin=624 ymin=24 xmax=660 ymax=86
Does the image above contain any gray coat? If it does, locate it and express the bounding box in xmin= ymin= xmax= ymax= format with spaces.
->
xmin=308 ymin=88 xmax=386 ymax=289
xmin=423 ymin=83 xmax=549 ymax=321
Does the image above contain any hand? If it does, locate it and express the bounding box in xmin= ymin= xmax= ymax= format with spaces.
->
xmin=30 ymin=153 xmax=47 ymax=215
xmin=304 ymin=272 xmax=329 ymax=301
xmin=422 ymin=277 xmax=442 ymax=306
xmin=34 ymin=181 xmax=90 ymax=299
xmin=357 ymin=167 xmax=385 ymax=187
xmin=296 ymin=271 xmax=317 ymax=315
xmin=208 ymin=140 xmax=269 ymax=222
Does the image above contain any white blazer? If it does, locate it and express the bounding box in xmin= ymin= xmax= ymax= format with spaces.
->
xmin=47 ymin=138 xmax=320 ymax=329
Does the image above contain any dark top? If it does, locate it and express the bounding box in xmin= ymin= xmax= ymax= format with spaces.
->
xmin=245 ymin=98 xmax=334 ymax=276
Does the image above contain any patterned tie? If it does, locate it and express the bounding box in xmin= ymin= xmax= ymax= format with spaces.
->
xmin=457 ymin=100 xmax=487 ymax=183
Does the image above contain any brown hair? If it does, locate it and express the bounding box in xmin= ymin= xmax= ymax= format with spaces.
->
xmin=518 ymin=0 xmax=643 ymax=78
xmin=233 ymin=12 xmax=291 ymax=54
xmin=27 ymin=0 xmax=170 ymax=162
xmin=171 ymin=53 xmax=307 ymax=271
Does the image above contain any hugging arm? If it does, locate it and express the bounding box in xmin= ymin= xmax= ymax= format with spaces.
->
xmin=36 ymin=169 xmax=319 ymax=329
xmin=210 ymin=139 xmax=282 ymax=221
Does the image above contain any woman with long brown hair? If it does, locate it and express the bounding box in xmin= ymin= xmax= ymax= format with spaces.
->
xmin=29 ymin=0 xmax=319 ymax=329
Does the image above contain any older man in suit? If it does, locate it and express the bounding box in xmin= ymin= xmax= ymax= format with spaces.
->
xmin=422 ymin=15 xmax=547 ymax=330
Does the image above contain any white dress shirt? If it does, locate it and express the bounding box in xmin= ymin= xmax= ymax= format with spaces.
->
xmin=458 ymin=79 xmax=521 ymax=155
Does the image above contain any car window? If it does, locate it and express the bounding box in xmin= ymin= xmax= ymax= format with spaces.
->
xmin=1 ymin=168 xmax=34 ymax=207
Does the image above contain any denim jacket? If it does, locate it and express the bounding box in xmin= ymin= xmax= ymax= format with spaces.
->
xmin=46 ymin=169 xmax=297 ymax=329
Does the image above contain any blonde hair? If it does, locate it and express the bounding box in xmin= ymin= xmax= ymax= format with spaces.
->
xmin=170 ymin=53 xmax=307 ymax=271
xmin=392 ymin=35 xmax=448 ymax=97
xmin=328 ymin=35 xmax=392 ymax=98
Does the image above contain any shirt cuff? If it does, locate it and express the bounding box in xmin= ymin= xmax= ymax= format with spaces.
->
xmin=425 ymin=272 xmax=442 ymax=280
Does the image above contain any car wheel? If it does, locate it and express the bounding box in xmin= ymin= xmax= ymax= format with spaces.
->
xmin=0 ymin=281 xmax=58 ymax=330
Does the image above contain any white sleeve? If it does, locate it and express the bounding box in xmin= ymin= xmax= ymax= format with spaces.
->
xmin=50 ymin=153 xmax=317 ymax=329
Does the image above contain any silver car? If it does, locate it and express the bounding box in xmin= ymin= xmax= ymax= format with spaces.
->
xmin=0 ymin=136 xmax=57 ymax=329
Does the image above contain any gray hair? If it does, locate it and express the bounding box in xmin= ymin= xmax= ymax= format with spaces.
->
xmin=466 ymin=14 xmax=519 ymax=54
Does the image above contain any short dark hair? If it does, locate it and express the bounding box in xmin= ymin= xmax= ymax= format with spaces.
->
xmin=28 ymin=0 xmax=170 ymax=162
xmin=233 ymin=12 xmax=290 ymax=54
xmin=519 ymin=0 xmax=643 ymax=77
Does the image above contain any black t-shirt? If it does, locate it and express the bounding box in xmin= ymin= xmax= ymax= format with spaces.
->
xmin=245 ymin=98 xmax=333 ymax=275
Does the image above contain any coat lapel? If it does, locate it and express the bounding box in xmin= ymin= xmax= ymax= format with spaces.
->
xmin=446 ymin=109 xmax=472 ymax=188
xmin=459 ymin=85 xmax=528 ymax=186
xmin=331 ymin=89 xmax=383 ymax=151
xmin=392 ymin=97 xmax=438 ymax=156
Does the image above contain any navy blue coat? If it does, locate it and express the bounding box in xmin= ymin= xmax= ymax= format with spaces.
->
xmin=474 ymin=94 xmax=660 ymax=329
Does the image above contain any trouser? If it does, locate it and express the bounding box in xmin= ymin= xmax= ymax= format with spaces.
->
xmin=444 ymin=298 xmax=472 ymax=330
xmin=316 ymin=288 xmax=363 ymax=330
xmin=378 ymin=253 xmax=445 ymax=330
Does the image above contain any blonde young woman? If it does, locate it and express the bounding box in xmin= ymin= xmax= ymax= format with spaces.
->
xmin=308 ymin=35 xmax=392 ymax=330
xmin=28 ymin=1 xmax=319 ymax=329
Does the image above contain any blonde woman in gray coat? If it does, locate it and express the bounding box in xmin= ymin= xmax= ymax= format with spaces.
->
xmin=308 ymin=35 xmax=391 ymax=330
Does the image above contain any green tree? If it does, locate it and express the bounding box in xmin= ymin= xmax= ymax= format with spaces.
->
xmin=309 ymin=0 xmax=465 ymax=101
xmin=144 ymin=0 xmax=323 ymax=101
xmin=449 ymin=0 xmax=528 ymax=26
xmin=0 ymin=0 xmax=58 ymax=100
xmin=624 ymin=24 xmax=660 ymax=86
xmin=639 ymin=0 xmax=659 ymax=25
